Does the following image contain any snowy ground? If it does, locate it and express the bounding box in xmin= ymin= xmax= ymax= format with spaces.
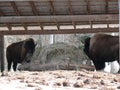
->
xmin=0 ymin=70 xmax=120 ymax=90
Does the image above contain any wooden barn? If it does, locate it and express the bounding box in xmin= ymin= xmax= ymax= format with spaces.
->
xmin=0 ymin=0 xmax=119 ymax=73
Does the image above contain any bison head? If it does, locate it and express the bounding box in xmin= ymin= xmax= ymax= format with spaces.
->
xmin=22 ymin=38 xmax=36 ymax=63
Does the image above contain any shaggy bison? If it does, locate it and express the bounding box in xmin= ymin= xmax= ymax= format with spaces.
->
xmin=6 ymin=38 xmax=36 ymax=71
xmin=84 ymin=33 xmax=119 ymax=73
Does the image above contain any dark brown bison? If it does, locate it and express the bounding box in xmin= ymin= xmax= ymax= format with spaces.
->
xmin=6 ymin=38 xmax=36 ymax=71
xmin=84 ymin=33 xmax=119 ymax=73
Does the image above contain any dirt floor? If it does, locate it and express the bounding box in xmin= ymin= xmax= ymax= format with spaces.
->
xmin=0 ymin=70 xmax=120 ymax=90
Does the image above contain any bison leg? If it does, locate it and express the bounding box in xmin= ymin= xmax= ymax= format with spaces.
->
xmin=7 ymin=60 xmax=12 ymax=71
xmin=13 ymin=62 xmax=17 ymax=71
xmin=92 ymin=60 xmax=105 ymax=71
xmin=7 ymin=57 xmax=12 ymax=71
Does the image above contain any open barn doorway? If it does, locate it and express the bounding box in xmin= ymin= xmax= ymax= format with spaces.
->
xmin=4 ymin=31 xmax=118 ymax=72
xmin=4 ymin=34 xmax=93 ymax=71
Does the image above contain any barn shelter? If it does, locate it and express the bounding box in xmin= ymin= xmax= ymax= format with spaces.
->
xmin=0 ymin=0 xmax=119 ymax=74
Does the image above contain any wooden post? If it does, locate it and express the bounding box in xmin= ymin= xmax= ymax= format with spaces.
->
xmin=118 ymin=0 xmax=120 ymax=64
xmin=0 ymin=34 xmax=4 ymax=76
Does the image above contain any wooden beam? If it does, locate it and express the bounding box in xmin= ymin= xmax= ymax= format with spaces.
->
xmin=29 ymin=1 xmax=39 ymax=15
xmin=0 ymin=0 xmax=118 ymax=1
xmin=49 ymin=1 xmax=60 ymax=30
xmin=0 ymin=10 xmax=4 ymax=16
xmin=29 ymin=1 xmax=43 ymax=30
xmin=6 ymin=23 xmax=12 ymax=30
xmin=67 ymin=0 xmax=76 ymax=29
xmin=89 ymin=21 xmax=92 ymax=28
xmin=68 ymin=0 xmax=73 ymax=14
xmin=0 ymin=10 xmax=12 ymax=30
xmin=86 ymin=0 xmax=90 ymax=14
xmin=56 ymin=22 xmax=60 ymax=30
xmin=0 ymin=28 xmax=118 ymax=35
xmin=22 ymin=23 xmax=27 ymax=30
xmin=1 ymin=21 xmax=118 ymax=27
xmin=49 ymin=1 xmax=55 ymax=15
xmin=0 ymin=35 xmax=4 ymax=76
xmin=10 ymin=1 xmax=27 ymax=30
xmin=0 ymin=14 xmax=118 ymax=23
xmin=11 ymin=1 xmax=20 ymax=15
xmin=105 ymin=0 xmax=109 ymax=13
xmin=39 ymin=23 xmax=44 ymax=30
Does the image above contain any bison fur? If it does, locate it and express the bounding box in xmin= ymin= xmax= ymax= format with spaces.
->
xmin=84 ymin=33 xmax=119 ymax=73
xmin=6 ymin=38 xmax=36 ymax=71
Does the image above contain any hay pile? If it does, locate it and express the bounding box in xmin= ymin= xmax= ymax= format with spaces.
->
xmin=18 ymin=43 xmax=91 ymax=71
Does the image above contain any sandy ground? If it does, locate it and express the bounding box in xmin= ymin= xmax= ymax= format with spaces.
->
xmin=0 ymin=70 xmax=120 ymax=90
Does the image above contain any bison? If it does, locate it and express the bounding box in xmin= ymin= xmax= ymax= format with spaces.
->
xmin=84 ymin=33 xmax=119 ymax=73
xmin=6 ymin=38 xmax=36 ymax=71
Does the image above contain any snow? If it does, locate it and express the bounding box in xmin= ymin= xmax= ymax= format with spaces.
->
xmin=0 ymin=70 xmax=120 ymax=90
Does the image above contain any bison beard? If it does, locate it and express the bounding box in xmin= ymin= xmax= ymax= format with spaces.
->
xmin=84 ymin=33 xmax=119 ymax=73
xmin=6 ymin=38 xmax=36 ymax=71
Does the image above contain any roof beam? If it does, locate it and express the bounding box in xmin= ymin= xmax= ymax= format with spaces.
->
xmin=0 ymin=10 xmax=12 ymax=30
xmin=39 ymin=23 xmax=43 ymax=30
xmin=85 ymin=0 xmax=92 ymax=29
xmin=49 ymin=1 xmax=60 ymax=30
xmin=0 ymin=28 xmax=118 ymax=35
xmin=29 ymin=1 xmax=43 ymax=30
xmin=6 ymin=23 xmax=12 ymax=30
xmin=11 ymin=1 xmax=20 ymax=15
xmin=0 ymin=0 xmax=118 ymax=1
xmin=0 ymin=14 xmax=118 ymax=23
xmin=67 ymin=0 xmax=76 ymax=29
xmin=29 ymin=1 xmax=39 ymax=15
xmin=86 ymin=0 xmax=90 ymax=14
xmin=10 ymin=1 xmax=27 ymax=30
xmin=105 ymin=0 xmax=109 ymax=13
xmin=49 ymin=1 xmax=55 ymax=15
xmin=0 ymin=11 xmax=4 ymax=16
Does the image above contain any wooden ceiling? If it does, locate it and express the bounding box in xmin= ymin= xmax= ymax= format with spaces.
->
xmin=0 ymin=0 xmax=119 ymax=35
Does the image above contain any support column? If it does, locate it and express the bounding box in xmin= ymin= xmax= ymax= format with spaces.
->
xmin=0 ymin=34 xmax=4 ymax=75
xmin=118 ymin=0 xmax=120 ymax=73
